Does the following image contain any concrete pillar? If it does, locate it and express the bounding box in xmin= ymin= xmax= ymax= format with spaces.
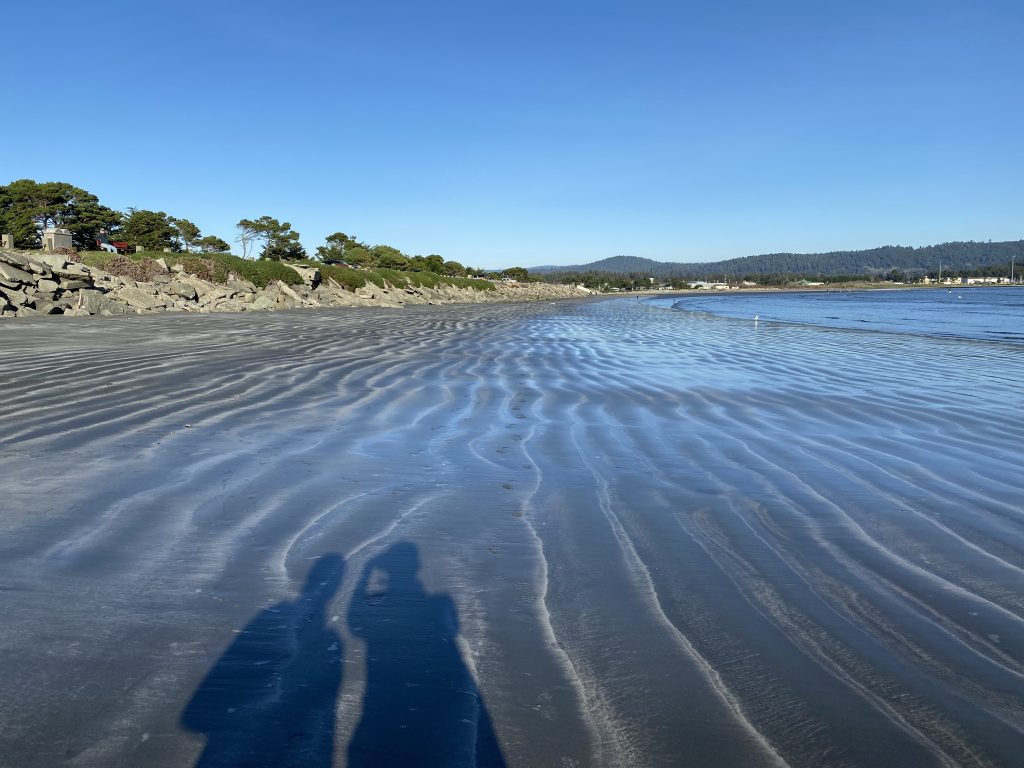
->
xmin=136 ymin=246 xmax=144 ymax=253
xmin=1 ymin=234 xmax=13 ymax=249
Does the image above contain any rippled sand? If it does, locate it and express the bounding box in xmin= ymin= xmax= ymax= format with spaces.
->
xmin=1 ymin=299 xmax=1022 ymax=767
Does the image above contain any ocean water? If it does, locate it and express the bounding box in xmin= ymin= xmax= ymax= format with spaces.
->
xmin=652 ymin=286 xmax=1024 ymax=344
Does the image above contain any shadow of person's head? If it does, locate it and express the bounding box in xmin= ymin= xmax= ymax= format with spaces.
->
xmin=366 ymin=541 xmax=421 ymax=594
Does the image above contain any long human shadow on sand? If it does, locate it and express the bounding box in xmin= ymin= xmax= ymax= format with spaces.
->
xmin=347 ymin=541 xmax=506 ymax=767
xmin=181 ymin=554 xmax=345 ymax=768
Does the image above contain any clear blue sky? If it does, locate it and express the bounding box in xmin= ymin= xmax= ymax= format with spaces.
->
xmin=3 ymin=0 xmax=1021 ymax=269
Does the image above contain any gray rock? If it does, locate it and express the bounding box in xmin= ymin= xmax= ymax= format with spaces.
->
xmin=36 ymin=278 xmax=60 ymax=293
xmin=100 ymin=299 xmax=133 ymax=315
xmin=33 ymin=254 xmax=69 ymax=269
xmin=116 ymin=286 xmax=168 ymax=310
xmin=78 ymin=290 xmax=113 ymax=314
xmin=51 ymin=264 xmax=92 ymax=279
xmin=251 ymin=294 xmax=277 ymax=311
xmin=4 ymin=288 xmax=29 ymax=306
xmin=35 ymin=301 xmax=63 ymax=315
xmin=59 ymin=279 xmax=90 ymax=291
xmin=199 ymin=288 xmax=229 ymax=307
xmin=277 ymin=281 xmax=303 ymax=304
xmin=286 ymin=264 xmax=321 ymax=289
xmin=0 ymin=262 xmax=33 ymax=284
xmin=227 ymin=279 xmax=256 ymax=295
xmin=167 ymin=281 xmax=198 ymax=300
xmin=0 ymin=250 xmax=33 ymax=268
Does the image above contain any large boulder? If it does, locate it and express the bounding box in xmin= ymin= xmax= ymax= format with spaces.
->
xmin=76 ymin=290 xmax=114 ymax=314
xmin=0 ymin=261 xmax=33 ymax=285
xmin=115 ymin=286 xmax=169 ymax=310
xmin=286 ymin=264 xmax=321 ymax=290
xmin=2 ymin=287 xmax=29 ymax=307
xmin=276 ymin=281 xmax=305 ymax=307
xmin=251 ymin=293 xmax=277 ymax=311
xmin=167 ymin=281 xmax=198 ymax=301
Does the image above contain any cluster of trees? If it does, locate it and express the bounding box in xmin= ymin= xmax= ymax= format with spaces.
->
xmin=0 ymin=180 xmax=119 ymax=251
xmin=3 ymin=179 xmax=536 ymax=281
xmin=235 ymin=216 xmax=305 ymax=261
xmin=311 ymin=231 xmax=489 ymax=278
xmin=0 ymin=179 xmax=230 ymax=253
xmin=121 ymin=209 xmax=230 ymax=253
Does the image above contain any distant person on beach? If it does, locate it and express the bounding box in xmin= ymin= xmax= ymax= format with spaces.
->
xmin=347 ymin=542 xmax=506 ymax=768
xmin=181 ymin=554 xmax=345 ymax=768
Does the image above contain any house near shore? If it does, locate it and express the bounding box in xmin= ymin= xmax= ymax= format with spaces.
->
xmin=961 ymin=276 xmax=1009 ymax=285
xmin=689 ymin=281 xmax=735 ymax=290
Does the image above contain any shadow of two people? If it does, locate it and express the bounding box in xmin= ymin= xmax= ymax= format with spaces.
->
xmin=181 ymin=543 xmax=506 ymax=768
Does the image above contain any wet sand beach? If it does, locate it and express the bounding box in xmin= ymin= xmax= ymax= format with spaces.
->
xmin=1 ymin=297 xmax=1022 ymax=767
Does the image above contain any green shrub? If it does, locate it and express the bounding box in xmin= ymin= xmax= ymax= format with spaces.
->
xmin=81 ymin=250 xmax=303 ymax=288
xmin=450 ymin=275 xmax=495 ymax=291
xmin=371 ymin=268 xmax=494 ymax=292
xmin=173 ymin=252 xmax=303 ymax=288
xmin=318 ymin=264 xmax=367 ymax=290
xmin=227 ymin=257 xmax=303 ymax=288
xmin=179 ymin=257 xmax=229 ymax=283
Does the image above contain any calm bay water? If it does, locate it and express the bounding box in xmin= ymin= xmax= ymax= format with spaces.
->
xmin=654 ymin=286 xmax=1024 ymax=344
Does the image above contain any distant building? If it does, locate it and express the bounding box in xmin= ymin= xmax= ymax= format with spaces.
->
xmin=689 ymin=281 xmax=733 ymax=290
xmin=42 ymin=227 xmax=73 ymax=251
xmin=962 ymin=276 xmax=1007 ymax=285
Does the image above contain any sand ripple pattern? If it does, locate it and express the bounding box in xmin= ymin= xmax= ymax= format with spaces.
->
xmin=0 ymin=300 xmax=1022 ymax=767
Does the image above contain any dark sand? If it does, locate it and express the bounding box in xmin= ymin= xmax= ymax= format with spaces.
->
xmin=1 ymin=299 xmax=1022 ymax=767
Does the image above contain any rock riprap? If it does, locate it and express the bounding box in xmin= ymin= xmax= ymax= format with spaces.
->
xmin=0 ymin=249 xmax=589 ymax=318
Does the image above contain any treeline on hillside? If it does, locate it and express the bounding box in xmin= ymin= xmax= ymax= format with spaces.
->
xmin=538 ymin=241 xmax=1024 ymax=283
xmin=1 ymin=178 xmax=534 ymax=280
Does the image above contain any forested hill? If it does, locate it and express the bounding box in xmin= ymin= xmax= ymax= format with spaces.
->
xmin=532 ymin=241 xmax=1024 ymax=279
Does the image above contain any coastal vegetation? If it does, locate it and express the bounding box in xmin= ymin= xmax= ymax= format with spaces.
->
xmin=76 ymin=249 xmax=496 ymax=293
xmin=0 ymin=178 xmax=510 ymax=285
xmin=81 ymin=250 xmax=305 ymax=288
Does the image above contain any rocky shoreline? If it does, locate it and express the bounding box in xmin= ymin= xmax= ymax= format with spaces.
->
xmin=0 ymin=249 xmax=590 ymax=318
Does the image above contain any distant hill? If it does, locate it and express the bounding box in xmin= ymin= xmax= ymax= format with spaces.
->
xmin=532 ymin=241 xmax=1024 ymax=280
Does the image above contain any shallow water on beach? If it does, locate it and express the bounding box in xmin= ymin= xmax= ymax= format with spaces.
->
xmin=658 ymin=286 xmax=1024 ymax=343
xmin=0 ymin=295 xmax=1022 ymax=767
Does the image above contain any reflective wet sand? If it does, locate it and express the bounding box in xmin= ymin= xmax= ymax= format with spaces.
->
xmin=1 ymin=298 xmax=1022 ymax=766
